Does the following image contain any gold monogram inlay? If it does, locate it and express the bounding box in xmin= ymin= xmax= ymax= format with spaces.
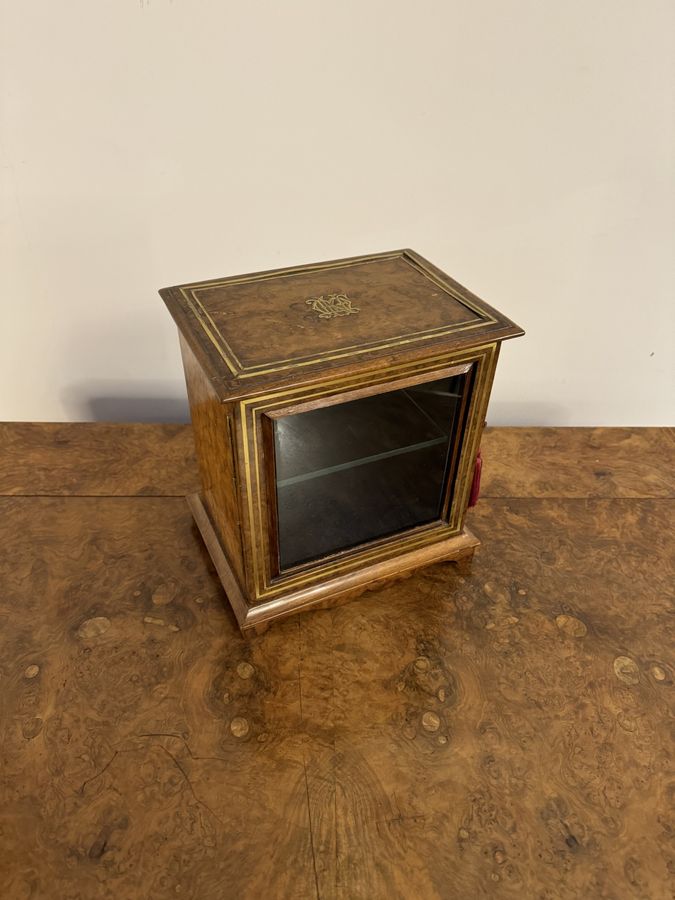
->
xmin=305 ymin=293 xmax=359 ymax=320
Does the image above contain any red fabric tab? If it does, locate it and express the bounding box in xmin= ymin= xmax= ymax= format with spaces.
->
xmin=468 ymin=449 xmax=482 ymax=508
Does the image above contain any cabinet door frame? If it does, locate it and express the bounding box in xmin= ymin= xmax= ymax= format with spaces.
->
xmin=261 ymin=361 xmax=474 ymax=578
xmin=235 ymin=342 xmax=500 ymax=604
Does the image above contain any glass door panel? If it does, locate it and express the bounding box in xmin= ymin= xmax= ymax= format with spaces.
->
xmin=272 ymin=372 xmax=470 ymax=570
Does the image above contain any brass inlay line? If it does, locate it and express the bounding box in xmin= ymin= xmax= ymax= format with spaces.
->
xmin=240 ymin=403 xmax=261 ymax=592
xmin=183 ymin=279 xmax=487 ymax=379
xmin=240 ymin=345 xmax=483 ymax=407
xmin=184 ymin=252 xmax=403 ymax=290
xmin=232 ymin=319 xmax=488 ymax=379
xmin=178 ymin=252 xmax=498 ymax=380
xmin=181 ymin=291 xmax=239 ymax=376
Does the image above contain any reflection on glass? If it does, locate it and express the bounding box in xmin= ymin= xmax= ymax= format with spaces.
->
xmin=272 ymin=373 xmax=469 ymax=570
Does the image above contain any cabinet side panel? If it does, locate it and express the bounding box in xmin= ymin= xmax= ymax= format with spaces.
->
xmin=179 ymin=333 xmax=246 ymax=587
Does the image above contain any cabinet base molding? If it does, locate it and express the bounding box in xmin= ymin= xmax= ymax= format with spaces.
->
xmin=187 ymin=492 xmax=479 ymax=633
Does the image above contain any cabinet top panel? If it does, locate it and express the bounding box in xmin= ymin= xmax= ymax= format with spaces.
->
xmin=160 ymin=249 xmax=523 ymax=400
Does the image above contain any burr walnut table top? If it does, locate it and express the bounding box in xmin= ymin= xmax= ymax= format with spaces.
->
xmin=0 ymin=423 xmax=673 ymax=899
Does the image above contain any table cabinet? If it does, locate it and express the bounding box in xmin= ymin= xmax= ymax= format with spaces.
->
xmin=160 ymin=249 xmax=523 ymax=631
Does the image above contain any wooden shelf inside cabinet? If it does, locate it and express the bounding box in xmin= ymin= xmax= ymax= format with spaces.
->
xmin=160 ymin=248 xmax=523 ymax=631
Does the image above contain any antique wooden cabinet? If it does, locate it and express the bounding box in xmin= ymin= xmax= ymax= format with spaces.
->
xmin=161 ymin=249 xmax=523 ymax=632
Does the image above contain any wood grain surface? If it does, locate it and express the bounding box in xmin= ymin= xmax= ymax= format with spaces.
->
xmin=482 ymin=427 xmax=675 ymax=499
xmin=159 ymin=249 xmax=523 ymax=401
xmin=179 ymin=334 xmax=246 ymax=587
xmin=2 ymin=424 xmax=672 ymax=500
xmin=0 ymin=423 xmax=673 ymax=898
xmin=0 ymin=423 xmax=198 ymax=497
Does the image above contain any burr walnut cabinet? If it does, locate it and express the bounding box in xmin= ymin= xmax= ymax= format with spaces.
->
xmin=160 ymin=249 xmax=523 ymax=631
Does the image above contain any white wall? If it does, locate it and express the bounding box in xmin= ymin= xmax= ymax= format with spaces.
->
xmin=1 ymin=0 xmax=673 ymax=425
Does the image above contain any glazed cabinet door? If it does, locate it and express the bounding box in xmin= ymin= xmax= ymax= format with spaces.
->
xmin=265 ymin=367 xmax=474 ymax=573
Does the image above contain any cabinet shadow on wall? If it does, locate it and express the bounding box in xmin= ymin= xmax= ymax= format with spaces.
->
xmin=61 ymin=382 xmax=190 ymax=423
xmin=486 ymin=400 xmax=568 ymax=427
